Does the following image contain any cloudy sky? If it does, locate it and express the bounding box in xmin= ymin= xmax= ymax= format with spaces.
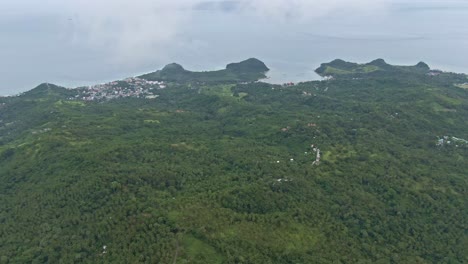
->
xmin=1 ymin=0 xmax=467 ymax=94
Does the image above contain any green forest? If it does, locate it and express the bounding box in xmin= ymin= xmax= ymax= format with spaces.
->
xmin=0 ymin=59 xmax=467 ymax=263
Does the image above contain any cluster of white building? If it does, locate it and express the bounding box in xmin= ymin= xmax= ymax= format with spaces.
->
xmin=427 ymin=70 xmax=442 ymax=76
xmin=76 ymin=77 xmax=166 ymax=101
xmin=311 ymin=144 xmax=321 ymax=165
xmin=124 ymin=77 xmax=166 ymax=89
xmin=31 ymin=128 xmax=51 ymax=135
xmin=437 ymin=136 xmax=468 ymax=147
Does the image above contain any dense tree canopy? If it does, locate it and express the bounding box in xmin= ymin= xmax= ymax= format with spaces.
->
xmin=0 ymin=62 xmax=467 ymax=263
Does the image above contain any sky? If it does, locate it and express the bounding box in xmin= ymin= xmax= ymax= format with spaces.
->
xmin=1 ymin=0 xmax=467 ymax=95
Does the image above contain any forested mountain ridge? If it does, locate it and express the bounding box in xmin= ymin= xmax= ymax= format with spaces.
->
xmin=139 ymin=58 xmax=269 ymax=83
xmin=0 ymin=59 xmax=467 ymax=263
xmin=315 ymin=59 xmax=434 ymax=77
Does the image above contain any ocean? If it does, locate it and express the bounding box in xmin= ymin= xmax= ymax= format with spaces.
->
xmin=1 ymin=1 xmax=467 ymax=95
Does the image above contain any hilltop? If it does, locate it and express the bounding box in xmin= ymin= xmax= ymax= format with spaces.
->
xmin=22 ymin=83 xmax=75 ymax=99
xmin=0 ymin=59 xmax=467 ymax=263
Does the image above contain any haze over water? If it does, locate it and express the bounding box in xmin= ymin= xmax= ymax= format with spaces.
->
xmin=1 ymin=1 xmax=467 ymax=95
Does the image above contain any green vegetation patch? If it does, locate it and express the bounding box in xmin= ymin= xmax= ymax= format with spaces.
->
xmin=143 ymin=119 xmax=160 ymax=123
xmin=179 ymin=235 xmax=224 ymax=264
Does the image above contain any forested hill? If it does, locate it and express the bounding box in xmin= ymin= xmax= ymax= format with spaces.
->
xmin=315 ymin=59 xmax=432 ymax=77
xmin=0 ymin=59 xmax=467 ymax=263
xmin=139 ymin=58 xmax=269 ymax=83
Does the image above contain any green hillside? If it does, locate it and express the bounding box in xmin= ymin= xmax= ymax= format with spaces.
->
xmin=0 ymin=59 xmax=467 ymax=263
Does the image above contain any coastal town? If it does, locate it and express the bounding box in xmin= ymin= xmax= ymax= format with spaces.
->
xmin=76 ymin=77 xmax=167 ymax=101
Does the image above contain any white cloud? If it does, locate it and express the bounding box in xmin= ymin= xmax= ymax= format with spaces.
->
xmin=3 ymin=0 xmax=390 ymax=66
xmin=60 ymin=1 xmax=197 ymax=65
xmin=239 ymin=0 xmax=388 ymax=21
